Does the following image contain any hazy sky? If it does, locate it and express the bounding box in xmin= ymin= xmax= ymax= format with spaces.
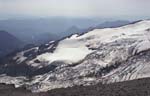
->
xmin=0 ymin=0 xmax=150 ymax=19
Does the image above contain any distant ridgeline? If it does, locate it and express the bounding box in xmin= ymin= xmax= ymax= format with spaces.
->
xmin=0 ymin=30 xmax=24 ymax=57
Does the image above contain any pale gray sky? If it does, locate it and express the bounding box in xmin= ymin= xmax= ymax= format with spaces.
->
xmin=0 ymin=0 xmax=150 ymax=19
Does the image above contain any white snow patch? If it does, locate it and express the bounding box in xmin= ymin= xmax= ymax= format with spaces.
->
xmin=135 ymin=40 xmax=150 ymax=53
xmin=37 ymin=39 xmax=93 ymax=64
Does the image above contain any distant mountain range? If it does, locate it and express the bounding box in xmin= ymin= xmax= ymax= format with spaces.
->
xmin=64 ymin=20 xmax=131 ymax=36
xmin=0 ymin=30 xmax=23 ymax=57
xmin=0 ymin=18 xmax=102 ymax=45
xmin=95 ymin=20 xmax=130 ymax=28
xmin=0 ymin=18 xmax=131 ymax=45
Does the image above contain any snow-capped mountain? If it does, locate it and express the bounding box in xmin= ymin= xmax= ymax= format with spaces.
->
xmin=0 ymin=20 xmax=150 ymax=92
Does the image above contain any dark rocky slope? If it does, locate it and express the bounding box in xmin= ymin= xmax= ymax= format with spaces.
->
xmin=0 ymin=77 xmax=150 ymax=96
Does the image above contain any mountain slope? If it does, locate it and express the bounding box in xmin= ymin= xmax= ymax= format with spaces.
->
xmin=0 ymin=30 xmax=23 ymax=57
xmin=0 ymin=20 xmax=150 ymax=92
xmin=0 ymin=77 xmax=150 ymax=96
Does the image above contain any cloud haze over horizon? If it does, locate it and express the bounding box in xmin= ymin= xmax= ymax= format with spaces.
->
xmin=0 ymin=0 xmax=150 ymax=19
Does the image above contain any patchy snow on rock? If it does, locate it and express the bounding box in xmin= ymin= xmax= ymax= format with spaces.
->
xmin=13 ymin=52 xmax=27 ymax=64
xmin=13 ymin=47 xmax=39 ymax=64
xmin=0 ymin=75 xmax=27 ymax=88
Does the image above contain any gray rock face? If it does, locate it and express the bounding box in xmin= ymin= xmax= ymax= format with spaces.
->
xmin=0 ymin=20 xmax=150 ymax=92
